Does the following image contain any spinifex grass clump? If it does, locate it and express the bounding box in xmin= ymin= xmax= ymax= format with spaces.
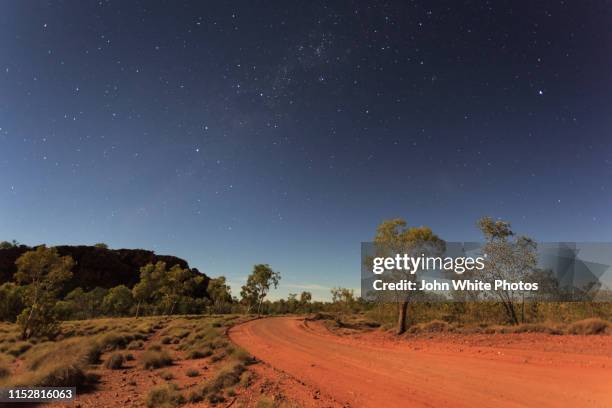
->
xmin=145 ymin=383 xmax=185 ymax=408
xmin=104 ymin=353 xmax=125 ymax=369
xmin=141 ymin=350 xmax=173 ymax=369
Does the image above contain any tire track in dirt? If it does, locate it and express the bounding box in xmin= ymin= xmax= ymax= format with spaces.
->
xmin=229 ymin=317 xmax=612 ymax=408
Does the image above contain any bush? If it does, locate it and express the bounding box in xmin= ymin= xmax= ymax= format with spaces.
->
xmin=145 ymin=384 xmax=184 ymax=408
xmin=408 ymin=320 xmax=451 ymax=334
xmin=567 ymin=318 xmax=611 ymax=335
xmin=7 ymin=341 xmax=31 ymax=357
xmin=104 ymin=353 xmax=125 ymax=370
xmin=160 ymin=371 xmax=174 ymax=381
xmin=186 ymin=369 xmax=199 ymax=377
xmin=0 ymin=354 xmax=11 ymax=378
xmin=128 ymin=340 xmax=144 ymax=350
xmin=187 ymin=348 xmax=212 ymax=359
xmin=141 ymin=350 xmax=173 ymax=369
xmin=210 ymin=351 xmax=226 ymax=362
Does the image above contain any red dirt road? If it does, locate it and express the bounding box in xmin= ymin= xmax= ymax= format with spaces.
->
xmin=229 ymin=317 xmax=612 ymax=408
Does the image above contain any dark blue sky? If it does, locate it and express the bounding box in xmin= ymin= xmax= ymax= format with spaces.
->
xmin=1 ymin=1 xmax=611 ymax=299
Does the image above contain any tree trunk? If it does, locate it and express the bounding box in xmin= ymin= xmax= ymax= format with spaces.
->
xmin=135 ymin=300 xmax=141 ymax=318
xmin=501 ymin=301 xmax=519 ymax=325
xmin=397 ymin=301 xmax=408 ymax=335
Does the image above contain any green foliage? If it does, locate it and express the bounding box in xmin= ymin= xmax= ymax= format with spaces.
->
xmin=132 ymin=262 xmax=203 ymax=317
xmin=93 ymin=243 xmax=109 ymax=249
xmin=0 ymin=283 xmax=25 ymax=322
xmin=372 ymin=219 xmax=445 ymax=333
xmin=102 ymin=285 xmax=134 ymax=316
xmin=0 ymin=240 xmax=19 ymax=249
xmin=159 ymin=264 xmax=201 ymax=315
xmin=240 ymin=264 xmax=280 ymax=314
xmin=132 ymin=262 xmax=166 ymax=317
xmin=207 ymin=276 xmax=233 ymax=313
xmin=14 ymin=246 xmax=74 ymax=339
xmin=60 ymin=287 xmax=108 ymax=320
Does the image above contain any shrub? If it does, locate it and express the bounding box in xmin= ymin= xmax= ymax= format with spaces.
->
xmin=188 ymin=390 xmax=203 ymax=403
xmin=141 ymin=350 xmax=173 ymax=369
xmin=125 ymin=353 xmax=135 ymax=361
xmin=128 ymin=340 xmax=144 ymax=350
xmin=187 ymin=348 xmax=212 ymax=359
xmin=7 ymin=341 xmax=31 ymax=357
xmin=567 ymin=318 xmax=611 ymax=335
xmin=160 ymin=371 xmax=174 ymax=381
xmin=0 ymin=354 xmax=11 ymax=378
xmin=145 ymin=384 xmax=184 ymax=408
xmin=186 ymin=369 xmax=199 ymax=377
xmin=104 ymin=353 xmax=125 ymax=370
xmin=161 ymin=336 xmax=172 ymax=345
xmin=210 ymin=351 xmax=226 ymax=362
xmin=255 ymin=397 xmax=275 ymax=408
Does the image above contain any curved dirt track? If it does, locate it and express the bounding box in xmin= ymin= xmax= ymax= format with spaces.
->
xmin=229 ymin=317 xmax=612 ymax=408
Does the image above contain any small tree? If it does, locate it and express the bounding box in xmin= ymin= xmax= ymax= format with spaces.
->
xmin=102 ymin=285 xmax=134 ymax=316
xmin=94 ymin=243 xmax=109 ymax=249
xmin=14 ymin=246 xmax=74 ymax=339
xmin=0 ymin=240 xmax=19 ymax=249
xmin=477 ymin=217 xmax=537 ymax=325
xmin=299 ymin=291 xmax=312 ymax=312
xmin=240 ymin=264 xmax=280 ymax=315
xmin=373 ymin=219 xmax=445 ymax=334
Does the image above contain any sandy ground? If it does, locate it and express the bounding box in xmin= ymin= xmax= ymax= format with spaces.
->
xmin=229 ymin=317 xmax=612 ymax=408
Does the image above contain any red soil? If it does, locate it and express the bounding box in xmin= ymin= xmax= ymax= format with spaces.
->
xmin=229 ymin=317 xmax=612 ymax=408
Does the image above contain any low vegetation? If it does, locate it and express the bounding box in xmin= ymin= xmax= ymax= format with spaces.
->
xmin=145 ymin=383 xmax=185 ymax=408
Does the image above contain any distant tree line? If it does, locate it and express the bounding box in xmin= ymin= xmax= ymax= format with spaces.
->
xmin=2 ymin=213 xmax=609 ymax=340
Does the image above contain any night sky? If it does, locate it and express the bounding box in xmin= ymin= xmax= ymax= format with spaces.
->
xmin=1 ymin=1 xmax=611 ymax=299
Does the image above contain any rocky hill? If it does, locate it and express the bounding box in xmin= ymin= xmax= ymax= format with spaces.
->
xmin=0 ymin=245 xmax=209 ymax=297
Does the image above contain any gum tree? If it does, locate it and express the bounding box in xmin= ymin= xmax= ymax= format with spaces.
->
xmin=477 ymin=217 xmax=537 ymax=324
xmin=14 ymin=246 xmax=74 ymax=339
xmin=373 ymin=219 xmax=445 ymax=334
xmin=240 ymin=264 xmax=280 ymax=315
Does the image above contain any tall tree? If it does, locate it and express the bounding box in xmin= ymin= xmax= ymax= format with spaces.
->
xmin=240 ymin=264 xmax=280 ymax=315
xmin=132 ymin=261 xmax=166 ymax=317
xmin=207 ymin=276 xmax=232 ymax=313
xmin=14 ymin=246 xmax=74 ymax=339
xmin=373 ymin=219 xmax=445 ymax=334
xmin=159 ymin=264 xmax=199 ymax=315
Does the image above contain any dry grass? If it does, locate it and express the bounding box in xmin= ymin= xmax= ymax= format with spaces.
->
xmin=186 ymin=368 xmax=199 ymax=377
xmin=567 ymin=318 xmax=611 ymax=335
xmin=104 ymin=353 xmax=125 ymax=370
xmin=141 ymin=350 xmax=173 ymax=369
xmin=0 ymin=317 xmax=163 ymax=388
xmin=145 ymin=383 xmax=184 ymax=408
xmin=0 ymin=353 xmax=11 ymax=378
xmin=0 ymin=314 xmax=254 ymax=400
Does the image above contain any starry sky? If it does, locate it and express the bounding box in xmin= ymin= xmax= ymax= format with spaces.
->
xmin=1 ymin=1 xmax=611 ymax=300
